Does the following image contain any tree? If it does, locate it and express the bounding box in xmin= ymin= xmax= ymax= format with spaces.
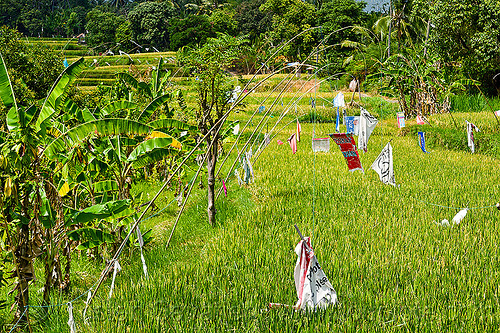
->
xmin=413 ymin=0 xmax=500 ymax=94
xmin=85 ymin=8 xmax=125 ymax=51
xmin=179 ymin=34 xmax=246 ymax=225
xmin=0 ymin=26 xmax=62 ymax=115
xmin=234 ymin=0 xmax=272 ymax=42
xmin=168 ymin=14 xmax=216 ymax=51
xmin=129 ymin=1 xmax=176 ymax=50
xmin=260 ymin=0 xmax=317 ymax=61
xmin=317 ymin=0 xmax=368 ymax=74
xmin=209 ymin=8 xmax=239 ymax=36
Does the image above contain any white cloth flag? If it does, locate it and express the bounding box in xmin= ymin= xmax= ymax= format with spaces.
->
xmin=294 ymin=237 xmax=337 ymax=310
xmin=136 ymin=227 xmax=149 ymax=278
xmin=466 ymin=121 xmax=479 ymax=153
xmin=233 ymin=123 xmax=240 ymax=135
xmin=67 ymin=302 xmax=76 ymax=333
xmin=371 ymin=142 xmax=396 ymax=186
xmin=108 ymin=260 xmax=122 ymax=299
xmin=358 ymin=107 xmax=378 ymax=152
xmin=333 ymin=92 xmax=345 ymax=107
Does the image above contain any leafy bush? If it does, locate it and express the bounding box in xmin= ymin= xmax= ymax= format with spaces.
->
xmin=0 ymin=26 xmax=62 ymax=107
xmin=129 ymin=1 xmax=176 ymax=50
xmin=168 ymin=15 xmax=216 ymax=51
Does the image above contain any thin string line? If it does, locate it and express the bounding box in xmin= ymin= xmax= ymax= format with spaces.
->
xmin=8 ymin=307 xmax=28 ymax=333
xmin=412 ymin=197 xmax=496 ymax=210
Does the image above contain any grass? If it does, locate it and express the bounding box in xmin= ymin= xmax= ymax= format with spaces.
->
xmin=3 ymin=107 xmax=498 ymax=332
xmin=1 ymin=48 xmax=500 ymax=330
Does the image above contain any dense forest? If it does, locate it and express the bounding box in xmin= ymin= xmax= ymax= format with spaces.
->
xmin=1 ymin=0 xmax=499 ymax=95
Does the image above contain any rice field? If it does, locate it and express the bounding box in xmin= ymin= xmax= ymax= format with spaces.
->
xmin=2 ymin=73 xmax=500 ymax=332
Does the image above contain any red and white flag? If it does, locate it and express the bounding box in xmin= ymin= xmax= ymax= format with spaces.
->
xmin=288 ymin=133 xmax=297 ymax=154
xmin=277 ymin=139 xmax=284 ymax=145
xmin=495 ymin=110 xmax=500 ymax=117
xmin=296 ymin=120 xmax=302 ymax=142
xmin=416 ymin=115 xmax=425 ymax=125
xmin=329 ymin=133 xmax=364 ymax=172
xmin=294 ymin=237 xmax=337 ymax=310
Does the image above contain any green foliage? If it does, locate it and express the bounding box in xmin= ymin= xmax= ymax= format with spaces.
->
xmin=85 ymin=9 xmax=125 ymax=51
xmin=260 ymin=0 xmax=316 ymax=61
xmin=129 ymin=1 xmax=176 ymax=50
xmin=318 ymin=0 xmax=369 ymax=74
xmin=169 ymin=14 xmax=217 ymax=51
xmin=416 ymin=0 xmax=500 ymax=94
xmin=0 ymin=27 xmax=63 ymax=109
xmin=234 ymin=0 xmax=272 ymax=41
xmin=209 ymin=8 xmax=239 ymax=36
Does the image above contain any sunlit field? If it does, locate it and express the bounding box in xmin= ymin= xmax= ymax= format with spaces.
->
xmin=2 ymin=70 xmax=499 ymax=332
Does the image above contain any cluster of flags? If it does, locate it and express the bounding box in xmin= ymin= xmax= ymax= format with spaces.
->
xmin=328 ymin=107 xmax=399 ymax=186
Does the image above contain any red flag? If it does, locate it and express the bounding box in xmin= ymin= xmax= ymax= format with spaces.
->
xmin=296 ymin=120 xmax=301 ymax=142
xmin=287 ymin=133 xmax=297 ymax=154
xmin=221 ymin=179 xmax=227 ymax=197
xmin=416 ymin=115 xmax=425 ymax=125
xmin=277 ymin=139 xmax=284 ymax=145
xmin=329 ymin=133 xmax=363 ymax=172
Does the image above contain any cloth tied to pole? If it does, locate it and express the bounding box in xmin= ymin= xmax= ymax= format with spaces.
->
xmin=294 ymin=237 xmax=337 ymax=310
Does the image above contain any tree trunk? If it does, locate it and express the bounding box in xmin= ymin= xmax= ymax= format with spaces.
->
xmin=206 ymin=131 xmax=219 ymax=226
xmin=14 ymin=223 xmax=32 ymax=323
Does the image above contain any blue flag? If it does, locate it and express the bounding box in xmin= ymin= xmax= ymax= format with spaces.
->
xmin=418 ymin=131 xmax=430 ymax=153
xmin=336 ymin=107 xmax=340 ymax=132
xmin=258 ymin=105 xmax=265 ymax=113
xmin=345 ymin=116 xmax=355 ymax=134
xmin=63 ymin=58 xmax=69 ymax=68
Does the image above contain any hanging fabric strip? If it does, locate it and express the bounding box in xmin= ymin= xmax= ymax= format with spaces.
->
xmin=333 ymin=92 xmax=345 ymax=107
xmin=418 ymin=132 xmax=430 ymax=153
xmin=294 ymin=237 xmax=337 ymax=310
xmin=222 ymin=179 xmax=227 ymax=197
xmin=335 ymin=107 xmax=340 ymax=133
xmin=466 ymin=120 xmax=479 ymax=153
xmin=288 ymin=133 xmax=297 ymax=154
xmin=358 ymin=107 xmax=378 ymax=152
xmin=108 ymin=259 xmax=122 ymax=299
xmin=136 ymin=227 xmax=148 ymax=278
xmin=234 ymin=169 xmax=243 ymax=185
xmin=396 ymin=112 xmax=405 ymax=128
xmin=416 ymin=115 xmax=425 ymax=125
xmin=67 ymin=302 xmax=76 ymax=333
xmin=329 ymin=133 xmax=363 ymax=172
xmin=296 ymin=120 xmax=301 ymax=142
xmin=370 ymin=142 xmax=397 ymax=186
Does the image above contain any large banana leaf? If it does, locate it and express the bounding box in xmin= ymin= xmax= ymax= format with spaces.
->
xmin=100 ymin=100 xmax=138 ymax=117
xmin=148 ymin=118 xmax=196 ymax=131
xmin=0 ymin=53 xmax=16 ymax=111
xmin=35 ymin=58 xmax=85 ymax=132
xmin=127 ymin=137 xmax=173 ymax=162
xmin=116 ymin=72 xmax=140 ymax=89
xmin=145 ymin=130 xmax=181 ymax=149
xmin=70 ymin=199 xmax=131 ymax=225
xmin=116 ymin=72 xmax=152 ymax=97
xmin=138 ymin=94 xmax=170 ymax=122
xmin=81 ymin=107 xmax=96 ymax=123
xmin=131 ymin=147 xmax=178 ymax=169
xmin=44 ymin=118 xmax=153 ymax=160
xmin=93 ymin=180 xmax=119 ymax=193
